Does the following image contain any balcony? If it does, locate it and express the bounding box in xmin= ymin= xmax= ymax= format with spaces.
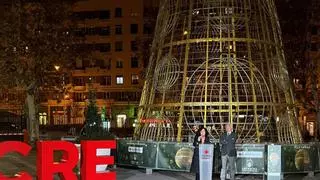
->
xmin=310 ymin=36 xmax=319 ymax=42
xmin=73 ymin=86 xmax=86 ymax=91
xmin=86 ymin=83 xmax=100 ymax=89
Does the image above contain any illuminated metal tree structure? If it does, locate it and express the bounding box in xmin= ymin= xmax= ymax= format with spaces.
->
xmin=135 ymin=0 xmax=301 ymax=143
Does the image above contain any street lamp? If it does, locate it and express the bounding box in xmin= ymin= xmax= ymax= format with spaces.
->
xmin=54 ymin=65 xmax=60 ymax=71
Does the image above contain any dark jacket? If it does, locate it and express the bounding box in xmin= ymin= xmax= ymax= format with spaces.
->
xmin=190 ymin=135 xmax=210 ymax=173
xmin=219 ymin=132 xmax=237 ymax=157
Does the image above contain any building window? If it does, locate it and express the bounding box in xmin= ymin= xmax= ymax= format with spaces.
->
xmin=83 ymin=60 xmax=90 ymax=67
xmin=116 ymin=76 xmax=124 ymax=85
xmin=115 ymin=25 xmax=122 ymax=35
xmin=116 ymin=60 xmax=123 ymax=68
xmin=116 ymin=114 xmax=126 ymax=128
xmin=311 ymin=43 xmax=318 ymax=51
xmin=106 ymin=76 xmax=111 ymax=85
xmin=96 ymin=92 xmax=105 ymax=99
xmin=115 ymin=41 xmax=123 ymax=51
xmin=101 ymin=76 xmax=111 ymax=85
xmin=100 ymin=10 xmax=110 ymax=19
xmin=74 ymin=93 xmax=86 ymax=102
xmin=74 ymin=28 xmax=85 ymax=37
xmin=115 ymin=8 xmax=122 ymax=17
xmin=84 ymin=11 xmax=97 ymax=19
xmin=131 ymin=56 xmax=139 ymax=68
xmin=87 ymin=27 xmax=96 ymax=35
xmin=39 ymin=112 xmax=48 ymax=125
xmin=97 ymin=43 xmax=111 ymax=52
xmin=100 ymin=76 xmax=106 ymax=85
xmin=130 ymin=12 xmax=138 ymax=17
xmin=96 ymin=59 xmax=105 ymax=68
xmin=52 ymin=107 xmax=68 ymax=125
xmin=130 ymin=24 xmax=138 ymax=34
xmin=307 ymin=122 xmax=314 ymax=136
xmin=311 ymin=26 xmax=318 ymax=35
xmin=100 ymin=27 xmax=110 ymax=36
xmin=131 ymin=74 xmax=139 ymax=84
xmin=106 ymin=58 xmax=111 ymax=70
xmin=74 ymin=11 xmax=113 ymax=20
xmin=73 ymin=77 xmax=85 ymax=86
xmin=143 ymin=23 xmax=153 ymax=34
xmin=131 ymin=41 xmax=138 ymax=51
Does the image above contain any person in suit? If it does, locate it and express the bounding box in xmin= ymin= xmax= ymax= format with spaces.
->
xmin=220 ymin=123 xmax=237 ymax=180
xmin=190 ymin=127 xmax=210 ymax=180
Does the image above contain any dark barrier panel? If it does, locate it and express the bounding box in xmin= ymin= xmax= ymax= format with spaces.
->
xmin=116 ymin=140 xmax=320 ymax=175
xmin=157 ymin=142 xmax=194 ymax=171
xmin=235 ymin=144 xmax=265 ymax=174
xmin=117 ymin=140 xmax=157 ymax=168
xmin=281 ymin=144 xmax=316 ymax=173
xmin=214 ymin=144 xmax=265 ymax=174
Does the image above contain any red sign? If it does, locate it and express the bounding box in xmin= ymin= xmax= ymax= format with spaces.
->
xmin=204 ymin=150 xmax=209 ymax=155
xmin=140 ymin=118 xmax=170 ymax=123
xmin=0 ymin=140 xmax=116 ymax=180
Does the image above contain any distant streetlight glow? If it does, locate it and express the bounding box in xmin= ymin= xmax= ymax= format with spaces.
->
xmin=54 ymin=65 xmax=60 ymax=71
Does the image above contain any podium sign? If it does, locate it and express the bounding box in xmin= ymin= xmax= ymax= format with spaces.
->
xmin=199 ymin=144 xmax=214 ymax=180
xmin=266 ymin=145 xmax=281 ymax=180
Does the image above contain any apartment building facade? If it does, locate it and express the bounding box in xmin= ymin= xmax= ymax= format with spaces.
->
xmin=300 ymin=0 xmax=320 ymax=137
xmin=38 ymin=0 xmax=159 ymax=128
xmin=278 ymin=0 xmax=320 ymax=138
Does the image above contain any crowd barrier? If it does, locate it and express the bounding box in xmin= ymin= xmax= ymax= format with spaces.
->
xmin=116 ymin=139 xmax=320 ymax=175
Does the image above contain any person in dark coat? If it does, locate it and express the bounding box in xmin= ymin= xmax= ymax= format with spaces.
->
xmin=190 ymin=127 xmax=210 ymax=180
xmin=220 ymin=123 xmax=237 ymax=180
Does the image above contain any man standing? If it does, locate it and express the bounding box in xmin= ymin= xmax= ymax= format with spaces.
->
xmin=220 ymin=123 xmax=237 ymax=180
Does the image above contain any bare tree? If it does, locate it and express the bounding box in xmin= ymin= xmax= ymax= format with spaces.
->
xmin=0 ymin=0 xmax=84 ymax=142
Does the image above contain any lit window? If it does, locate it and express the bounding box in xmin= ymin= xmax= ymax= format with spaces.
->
xmin=131 ymin=74 xmax=139 ymax=84
xmin=116 ymin=76 xmax=124 ymax=85
xmin=39 ymin=112 xmax=48 ymax=125
xmin=307 ymin=122 xmax=314 ymax=136
xmin=117 ymin=114 xmax=126 ymax=128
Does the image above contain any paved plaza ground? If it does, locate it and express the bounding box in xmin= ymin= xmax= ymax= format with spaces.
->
xmin=0 ymin=150 xmax=320 ymax=180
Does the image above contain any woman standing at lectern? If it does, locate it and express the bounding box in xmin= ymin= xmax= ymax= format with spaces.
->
xmin=190 ymin=127 xmax=210 ymax=180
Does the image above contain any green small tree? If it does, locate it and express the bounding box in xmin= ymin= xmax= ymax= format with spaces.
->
xmin=84 ymin=88 xmax=103 ymax=138
xmin=80 ymin=82 xmax=115 ymax=140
